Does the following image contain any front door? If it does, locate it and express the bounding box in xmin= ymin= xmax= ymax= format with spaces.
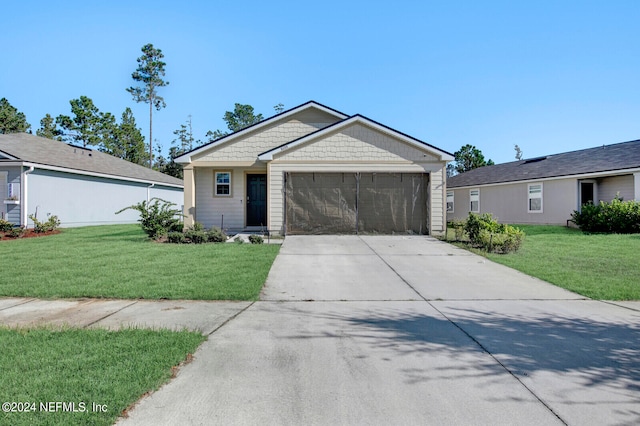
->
xmin=246 ymin=174 xmax=267 ymax=227
xmin=580 ymin=181 xmax=595 ymax=206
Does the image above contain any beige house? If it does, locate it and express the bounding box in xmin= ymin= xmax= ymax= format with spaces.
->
xmin=175 ymin=101 xmax=453 ymax=236
xmin=446 ymin=139 xmax=640 ymax=225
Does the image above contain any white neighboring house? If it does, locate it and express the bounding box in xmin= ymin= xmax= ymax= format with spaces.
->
xmin=0 ymin=133 xmax=183 ymax=228
xmin=446 ymin=139 xmax=640 ymax=225
xmin=175 ymin=101 xmax=453 ymax=236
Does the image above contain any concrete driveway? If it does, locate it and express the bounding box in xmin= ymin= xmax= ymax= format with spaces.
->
xmin=118 ymin=235 xmax=640 ymax=426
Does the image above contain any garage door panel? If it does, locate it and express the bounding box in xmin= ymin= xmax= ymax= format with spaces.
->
xmin=358 ymin=173 xmax=428 ymax=234
xmin=285 ymin=172 xmax=428 ymax=235
xmin=286 ymin=173 xmax=357 ymax=235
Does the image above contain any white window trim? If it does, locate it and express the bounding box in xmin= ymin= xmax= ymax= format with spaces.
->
xmin=469 ymin=188 xmax=479 ymax=213
xmin=214 ymin=171 xmax=232 ymax=197
xmin=528 ymin=183 xmax=543 ymax=213
xmin=446 ymin=190 xmax=454 ymax=213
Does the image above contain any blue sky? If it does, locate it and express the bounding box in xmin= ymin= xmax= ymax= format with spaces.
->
xmin=2 ymin=1 xmax=639 ymax=164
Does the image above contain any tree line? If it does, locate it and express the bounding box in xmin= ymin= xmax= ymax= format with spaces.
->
xmin=0 ymin=44 xmax=274 ymax=179
xmin=2 ymin=42 xmax=514 ymax=178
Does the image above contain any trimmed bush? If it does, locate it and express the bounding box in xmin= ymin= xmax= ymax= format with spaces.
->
xmin=248 ymin=234 xmax=264 ymax=244
xmin=571 ymin=197 xmax=640 ymax=233
xmin=184 ymin=229 xmax=207 ymax=244
xmin=0 ymin=219 xmax=13 ymax=232
xmin=167 ymin=232 xmax=186 ymax=244
xmin=206 ymin=227 xmax=227 ymax=243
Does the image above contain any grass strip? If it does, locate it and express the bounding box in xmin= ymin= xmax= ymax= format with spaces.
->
xmin=446 ymin=225 xmax=640 ymax=300
xmin=0 ymin=224 xmax=280 ymax=300
xmin=0 ymin=327 xmax=205 ymax=426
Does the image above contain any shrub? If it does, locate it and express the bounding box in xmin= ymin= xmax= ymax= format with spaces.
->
xmin=248 ymin=234 xmax=264 ymax=244
xmin=116 ymin=198 xmax=183 ymax=240
xmin=463 ymin=213 xmax=524 ymax=253
xmin=0 ymin=219 xmax=13 ymax=232
xmin=184 ymin=229 xmax=207 ymax=244
xmin=477 ymin=225 xmax=524 ymax=254
xmin=29 ymin=214 xmax=61 ymax=233
xmin=7 ymin=227 xmax=25 ymax=238
xmin=167 ymin=232 xmax=186 ymax=244
xmin=464 ymin=213 xmax=500 ymax=244
xmin=206 ymin=227 xmax=227 ymax=243
xmin=571 ymin=198 xmax=640 ymax=233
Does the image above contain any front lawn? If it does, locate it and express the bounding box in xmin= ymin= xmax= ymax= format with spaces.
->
xmin=0 ymin=224 xmax=280 ymax=300
xmin=447 ymin=225 xmax=640 ymax=300
xmin=0 ymin=327 xmax=205 ymax=426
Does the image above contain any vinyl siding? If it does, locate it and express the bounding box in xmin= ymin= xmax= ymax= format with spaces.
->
xmin=447 ymin=178 xmax=578 ymax=225
xmin=26 ymin=169 xmax=182 ymax=227
xmin=598 ymin=174 xmax=634 ymax=202
xmin=193 ymin=110 xmax=341 ymax=163
xmin=194 ymin=167 xmax=267 ymax=231
xmin=274 ymin=123 xmax=438 ymax=162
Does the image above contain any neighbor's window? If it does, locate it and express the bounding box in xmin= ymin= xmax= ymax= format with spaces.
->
xmin=446 ymin=191 xmax=454 ymax=213
xmin=214 ymin=171 xmax=231 ymax=196
xmin=528 ymin=183 xmax=543 ymax=212
xmin=469 ymin=189 xmax=479 ymax=212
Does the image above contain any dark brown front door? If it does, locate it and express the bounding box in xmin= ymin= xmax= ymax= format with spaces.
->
xmin=246 ymin=174 xmax=267 ymax=226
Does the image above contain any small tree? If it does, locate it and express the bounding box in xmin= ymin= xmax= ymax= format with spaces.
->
xmin=206 ymin=103 xmax=264 ymax=142
xmin=453 ymin=144 xmax=494 ymax=174
xmin=116 ymin=198 xmax=183 ymax=240
xmin=514 ymin=144 xmax=523 ymax=161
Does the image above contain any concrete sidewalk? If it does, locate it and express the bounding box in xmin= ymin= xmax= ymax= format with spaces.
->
xmin=0 ymin=298 xmax=250 ymax=335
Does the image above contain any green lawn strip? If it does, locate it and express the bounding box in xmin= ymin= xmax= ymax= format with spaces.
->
xmin=0 ymin=327 xmax=205 ymax=426
xmin=446 ymin=225 xmax=640 ymax=300
xmin=0 ymin=225 xmax=280 ymax=300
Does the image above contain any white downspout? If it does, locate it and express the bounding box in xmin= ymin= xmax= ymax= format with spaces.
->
xmin=22 ymin=166 xmax=34 ymax=227
xmin=147 ymin=183 xmax=155 ymax=202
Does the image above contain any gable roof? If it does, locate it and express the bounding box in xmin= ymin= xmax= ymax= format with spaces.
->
xmin=175 ymin=100 xmax=348 ymax=164
xmin=0 ymin=133 xmax=183 ymax=187
xmin=257 ymin=114 xmax=454 ymax=161
xmin=447 ymin=139 xmax=640 ymax=188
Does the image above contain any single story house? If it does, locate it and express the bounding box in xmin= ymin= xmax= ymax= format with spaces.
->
xmin=0 ymin=133 xmax=183 ymax=227
xmin=446 ymin=139 xmax=640 ymax=225
xmin=175 ymin=101 xmax=453 ymax=236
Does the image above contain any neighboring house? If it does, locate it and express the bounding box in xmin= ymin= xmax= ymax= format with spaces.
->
xmin=175 ymin=101 xmax=453 ymax=236
xmin=446 ymin=139 xmax=640 ymax=225
xmin=0 ymin=133 xmax=183 ymax=227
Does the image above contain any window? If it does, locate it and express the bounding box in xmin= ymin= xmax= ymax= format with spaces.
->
xmin=469 ymin=189 xmax=479 ymax=212
xmin=214 ymin=171 xmax=231 ymax=196
xmin=446 ymin=191 xmax=454 ymax=213
xmin=528 ymin=183 xmax=543 ymax=212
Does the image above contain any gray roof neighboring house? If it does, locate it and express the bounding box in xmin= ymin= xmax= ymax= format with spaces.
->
xmin=447 ymin=139 xmax=640 ymax=188
xmin=0 ymin=132 xmax=183 ymax=187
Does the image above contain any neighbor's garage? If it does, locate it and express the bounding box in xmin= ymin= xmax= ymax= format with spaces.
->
xmin=285 ymin=172 xmax=429 ymax=235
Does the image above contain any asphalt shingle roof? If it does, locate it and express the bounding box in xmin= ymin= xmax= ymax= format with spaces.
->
xmin=447 ymin=139 xmax=640 ymax=188
xmin=0 ymin=133 xmax=183 ymax=187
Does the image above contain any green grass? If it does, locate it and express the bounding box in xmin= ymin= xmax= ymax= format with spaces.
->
xmin=0 ymin=327 xmax=205 ymax=426
xmin=446 ymin=225 xmax=640 ymax=300
xmin=0 ymin=225 xmax=280 ymax=300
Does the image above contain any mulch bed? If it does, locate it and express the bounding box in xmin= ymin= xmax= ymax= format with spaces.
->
xmin=0 ymin=229 xmax=61 ymax=240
